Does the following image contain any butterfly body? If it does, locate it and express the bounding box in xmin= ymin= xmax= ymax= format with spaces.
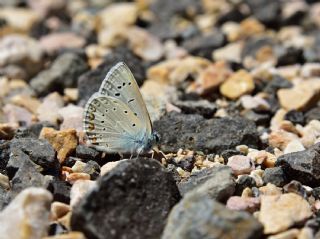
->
xmin=83 ymin=62 xmax=159 ymax=155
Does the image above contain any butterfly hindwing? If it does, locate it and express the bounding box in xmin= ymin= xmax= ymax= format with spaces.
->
xmin=98 ymin=62 xmax=152 ymax=136
xmin=83 ymin=93 xmax=144 ymax=153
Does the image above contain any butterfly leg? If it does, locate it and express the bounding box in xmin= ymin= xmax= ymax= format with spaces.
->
xmin=130 ymin=154 xmax=133 ymax=160
xmin=119 ymin=152 xmax=124 ymax=159
xmin=151 ymin=150 xmax=154 ymax=159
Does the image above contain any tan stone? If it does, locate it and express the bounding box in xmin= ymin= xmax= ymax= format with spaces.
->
xmin=220 ymin=70 xmax=255 ymax=99
xmin=40 ymin=127 xmax=78 ymax=163
xmin=268 ymin=130 xmax=299 ymax=151
xmin=98 ymin=3 xmax=138 ymax=29
xmin=277 ymin=80 xmax=320 ymax=111
xmin=70 ymin=180 xmax=96 ymax=208
xmin=127 ymin=27 xmax=164 ymax=61
xmin=259 ymin=193 xmax=312 ymax=234
xmin=187 ymin=61 xmax=232 ymax=95
xmin=147 ymin=57 xmax=210 ymax=85
xmin=10 ymin=95 xmax=40 ymax=114
xmin=301 ymin=120 xmax=320 ymax=148
xmin=51 ymin=201 xmax=70 ymax=220
xmin=267 ymin=229 xmax=300 ymax=239
xmin=43 ymin=232 xmax=86 ymax=239
xmin=0 ymin=8 xmax=39 ymax=32
xmin=240 ymin=18 xmax=265 ymax=38
xmin=0 ymin=173 xmax=9 ymax=190
xmin=259 ymin=183 xmax=282 ymax=196
xmin=67 ymin=173 xmax=90 ymax=184
xmin=0 ymin=188 xmax=52 ymax=239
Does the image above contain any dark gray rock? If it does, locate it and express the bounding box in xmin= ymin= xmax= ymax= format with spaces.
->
xmin=0 ymin=140 xmax=10 ymax=175
xmin=182 ymin=32 xmax=226 ymax=59
xmin=284 ymin=110 xmax=305 ymax=125
xmin=153 ymin=112 xmax=260 ymax=154
xmin=245 ymin=0 xmax=281 ymax=28
xmin=30 ymin=52 xmax=88 ymax=96
xmin=275 ymin=46 xmax=304 ymax=66
xmin=283 ymin=180 xmax=308 ymax=199
xmin=173 ymin=100 xmax=217 ymax=119
xmin=305 ymin=107 xmax=320 ymax=123
xmin=235 ymin=175 xmax=257 ymax=196
xmin=71 ymin=158 xmax=181 ymax=239
xmin=263 ymin=75 xmax=293 ymax=94
xmin=7 ymin=155 xmax=53 ymax=200
xmin=178 ymin=165 xmax=235 ymax=202
xmin=162 ymin=193 xmax=263 ymax=239
xmin=216 ymin=8 xmax=247 ymax=25
xmin=48 ymin=178 xmax=71 ymax=204
xmin=83 ymin=160 xmax=100 ymax=180
xmin=242 ymin=110 xmax=270 ymax=126
xmin=276 ymin=143 xmax=320 ymax=187
xmin=8 ymin=138 xmax=59 ymax=178
xmin=14 ymin=122 xmax=57 ymax=139
xmin=262 ymin=167 xmax=288 ymax=187
xmin=75 ymin=145 xmax=101 ymax=162
xmin=77 ymin=47 xmax=145 ymax=106
xmin=0 ymin=186 xmax=7 ymax=211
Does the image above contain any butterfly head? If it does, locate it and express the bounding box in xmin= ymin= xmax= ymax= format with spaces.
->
xmin=142 ymin=131 xmax=160 ymax=153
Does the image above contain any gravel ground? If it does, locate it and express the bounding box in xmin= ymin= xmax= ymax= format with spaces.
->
xmin=1 ymin=0 xmax=320 ymax=239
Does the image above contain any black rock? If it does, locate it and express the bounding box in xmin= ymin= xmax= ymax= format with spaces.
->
xmin=77 ymin=47 xmax=145 ymax=106
xmin=245 ymin=0 xmax=281 ymax=28
xmin=162 ymin=193 xmax=263 ymax=239
xmin=216 ymin=8 xmax=247 ymax=25
xmin=178 ymin=165 xmax=235 ymax=202
xmin=262 ymin=167 xmax=288 ymax=187
xmin=0 ymin=140 xmax=10 ymax=175
xmin=173 ymin=100 xmax=217 ymax=119
xmin=312 ymin=187 xmax=320 ymax=199
xmin=7 ymin=156 xmax=53 ymax=200
xmin=154 ymin=112 xmax=260 ymax=154
xmin=71 ymin=158 xmax=181 ymax=239
xmin=169 ymin=155 xmax=195 ymax=172
xmin=276 ymin=143 xmax=320 ymax=187
xmin=283 ymin=180 xmax=308 ymax=199
xmin=305 ymin=107 xmax=320 ymax=123
xmin=14 ymin=121 xmax=57 ymax=139
xmin=284 ymin=110 xmax=305 ymax=125
xmin=8 ymin=138 xmax=59 ymax=177
xmin=235 ymin=175 xmax=257 ymax=196
xmin=75 ymin=145 xmax=101 ymax=162
xmin=276 ymin=46 xmax=304 ymax=66
xmin=48 ymin=223 xmax=68 ymax=236
xmin=30 ymin=52 xmax=89 ymax=96
xmin=182 ymin=31 xmax=226 ymax=59
xmin=83 ymin=160 xmax=100 ymax=180
xmin=48 ymin=178 xmax=71 ymax=204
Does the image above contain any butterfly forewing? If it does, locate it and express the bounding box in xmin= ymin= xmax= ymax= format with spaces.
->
xmin=83 ymin=93 xmax=144 ymax=153
xmin=98 ymin=62 xmax=152 ymax=135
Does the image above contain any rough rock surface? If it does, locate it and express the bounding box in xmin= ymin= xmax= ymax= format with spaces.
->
xmin=71 ymin=158 xmax=180 ymax=239
xmin=276 ymin=143 xmax=320 ymax=186
xmin=162 ymin=193 xmax=263 ymax=239
xmin=178 ymin=165 xmax=235 ymax=202
xmin=154 ymin=112 xmax=260 ymax=154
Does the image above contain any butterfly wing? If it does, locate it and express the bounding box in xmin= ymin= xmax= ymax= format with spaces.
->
xmin=83 ymin=93 xmax=145 ymax=153
xmin=98 ymin=62 xmax=152 ymax=136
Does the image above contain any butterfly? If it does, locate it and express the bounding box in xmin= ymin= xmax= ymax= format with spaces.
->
xmin=83 ymin=62 xmax=160 ymax=156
